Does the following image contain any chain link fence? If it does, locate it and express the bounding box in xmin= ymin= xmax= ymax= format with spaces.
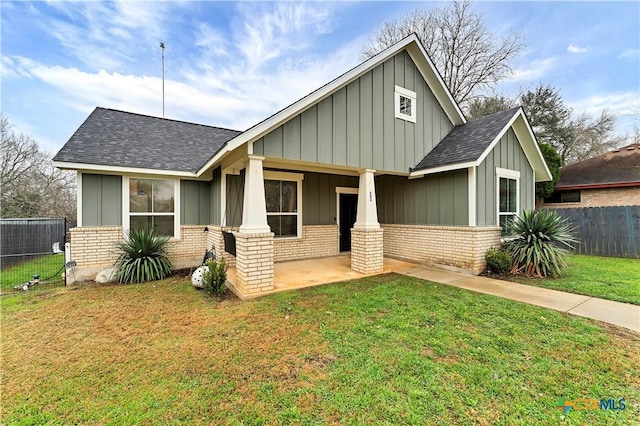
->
xmin=1 ymin=218 xmax=73 ymax=295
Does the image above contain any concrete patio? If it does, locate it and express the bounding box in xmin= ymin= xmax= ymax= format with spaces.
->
xmin=226 ymin=255 xmax=417 ymax=300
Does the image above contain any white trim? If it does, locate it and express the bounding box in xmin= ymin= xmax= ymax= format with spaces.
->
xmin=53 ymin=161 xmax=197 ymax=178
xmin=394 ymin=85 xmax=417 ymax=123
xmin=122 ymin=176 xmax=181 ymax=239
xmin=264 ymin=170 xmax=304 ymax=239
xmin=76 ymin=171 xmax=83 ymax=227
xmin=410 ymin=161 xmax=477 ymax=178
xmin=196 ymin=34 xmax=465 ymax=177
xmin=496 ymin=167 xmax=520 ymax=179
xmin=468 ymin=167 xmax=476 ymax=227
xmin=220 ymin=171 xmax=227 ymax=227
xmin=496 ymin=168 xmax=520 ymax=233
xmin=335 ymin=187 xmax=359 ymax=227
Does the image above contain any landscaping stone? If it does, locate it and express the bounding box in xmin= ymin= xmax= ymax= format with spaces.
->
xmin=95 ymin=267 xmax=118 ymax=283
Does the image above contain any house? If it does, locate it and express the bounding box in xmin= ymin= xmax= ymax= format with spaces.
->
xmin=542 ymin=143 xmax=640 ymax=208
xmin=53 ymin=34 xmax=551 ymax=298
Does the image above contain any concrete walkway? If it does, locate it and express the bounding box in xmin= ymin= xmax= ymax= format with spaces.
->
xmin=401 ymin=266 xmax=640 ymax=333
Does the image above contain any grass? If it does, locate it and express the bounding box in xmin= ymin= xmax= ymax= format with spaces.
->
xmin=507 ymin=255 xmax=640 ymax=305
xmin=0 ymin=253 xmax=65 ymax=292
xmin=2 ymin=274 xmax=638 ymax=425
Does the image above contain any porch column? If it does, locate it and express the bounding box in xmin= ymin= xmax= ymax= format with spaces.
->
xmin=351 ymin=169 xmax=384 ymax=274
xmin=235 ymin=155 xmax=274 ymax=295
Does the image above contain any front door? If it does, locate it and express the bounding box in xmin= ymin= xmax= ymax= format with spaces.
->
xmin=339 ymin=193 xmax=358 ymax=252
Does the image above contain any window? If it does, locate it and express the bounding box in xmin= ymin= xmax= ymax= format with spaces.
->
xmin=496 ymin=168 xmax=520 ymax=236
xmin=264 ymin=171 xmax=303 ymax=238
xmin=395 ymin=86 xmax=416 ymax=123
xmin=127 ymin=178 xmax=177 ymax=237
xmin=544 ymin=191 xmax=581 ymax=203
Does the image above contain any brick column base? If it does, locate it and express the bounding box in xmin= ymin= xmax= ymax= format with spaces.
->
xmin=351 ymin=228 xmax=384 ymax=274
xmin=235 ymin=232 xmax=275 ymax=295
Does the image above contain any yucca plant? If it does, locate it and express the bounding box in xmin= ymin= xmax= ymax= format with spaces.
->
xmin=503 ymin=210 xmax=577 ymax=278
xmin=114 ymin=228 xmax=173 ymax=283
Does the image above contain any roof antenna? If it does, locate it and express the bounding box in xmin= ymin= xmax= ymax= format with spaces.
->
xmin=160 ymin=42 xmax=165 ymax=118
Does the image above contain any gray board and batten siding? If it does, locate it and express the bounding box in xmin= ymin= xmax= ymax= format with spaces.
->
xmin=225 ymin=171 xmax=359 ymax=228
xmin=81 ymin=171 xmax=223 ymax=227
xmin=82 ymin=174 xmax=122 ymax=226
xmin=377 ymin=171 xmax=469 ymax=226
xmin=476 ymin=128 xmax=534 ymax=226
xmin=252 ymin=50 xmax=453 ymax=174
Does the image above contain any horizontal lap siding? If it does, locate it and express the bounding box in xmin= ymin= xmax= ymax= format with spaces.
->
xmin=477 ymin=129 xmax=534 ymax=226
xmin=253 ymin=51 xmax=453 ymax=174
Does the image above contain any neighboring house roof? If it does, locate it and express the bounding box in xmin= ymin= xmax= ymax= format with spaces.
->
xmin=555 ymin=143 xmax=640 ymax=190
xmin=411 ymin=107 xmax=552 ymax=182
xmin=53 ymin=108 xmax=241 ymax=175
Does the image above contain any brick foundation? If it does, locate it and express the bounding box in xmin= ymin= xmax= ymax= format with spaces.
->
xmin=234 ymin=232 xmax=275 ymax=295
xmin=274 ymin=225 xmax=339 ymax=262
xmin=206 ymin=226 xmax=237 ymax=269
xmin=381 ymin=224 xmax=501 ymax=273
xmin=69 ymin=225 xmax=209 ymax=281
xmin=351 ymin=228 xmax=384 ymax=274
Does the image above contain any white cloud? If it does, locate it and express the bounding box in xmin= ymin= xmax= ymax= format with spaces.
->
xmin=619 ymin=48 xmax=639 ymax=60
xmin=567 ymin=44 xmax=588 ymax=54
xmin=569 ymin=92 xmax=640 ymax=136
xmin=509 ymin=57 xmax=557 ymax=81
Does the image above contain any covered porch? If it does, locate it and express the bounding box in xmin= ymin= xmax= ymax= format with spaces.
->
xmin=225 ymin=254 xmax=417 ymax=300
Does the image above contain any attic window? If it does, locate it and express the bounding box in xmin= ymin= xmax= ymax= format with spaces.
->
xmin=395 ymin=86 xmax=416 ymax=123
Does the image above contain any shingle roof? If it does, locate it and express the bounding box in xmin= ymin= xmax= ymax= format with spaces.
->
xmin=53 ymin=108 xmax=242 ymax=173
xmin=413 ymin=107 xmax=520 ymax=171
xmin=556 ymin=143 xmax=640 ymax=188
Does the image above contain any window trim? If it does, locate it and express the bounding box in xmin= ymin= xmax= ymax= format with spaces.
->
xmin=264 ymin=171 xmax=303 ymax=239
xmin=122 ymin=176 xmax=181 ymax=240
xmin=496 ymin=168 xmax=520 ymax=236
xmin=394 ymin=85 xmax=417 ymax=123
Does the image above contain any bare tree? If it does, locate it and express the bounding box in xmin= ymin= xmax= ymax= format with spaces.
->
xmin=467 ymin=95 xmax=516 ymax=119
xmin=362 ymin=0 xmax=524 ymax=108
xmin=1 ymin=114 xmax=76 ymax=220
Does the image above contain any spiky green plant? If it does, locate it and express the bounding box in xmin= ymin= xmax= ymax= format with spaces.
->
xmin=114 ymin=228 xmax=173 ymax=283
xmin=201 ymin=258 xmax=227 ymax=296
xmin=503 ymin=210 xmax=577 ymax=278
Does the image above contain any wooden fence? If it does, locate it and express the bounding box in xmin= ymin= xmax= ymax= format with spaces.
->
xmin=550 ymin=206 xmax=640 ymax=258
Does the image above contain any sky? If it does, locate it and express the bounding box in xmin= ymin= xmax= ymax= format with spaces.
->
xmin=2 ymin=1 xmax=639 ymax=156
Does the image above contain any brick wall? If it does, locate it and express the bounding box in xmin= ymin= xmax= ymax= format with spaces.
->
xmin=381 ymin=224 xmax=501 ymax=273
xmin=541 ymin=187 xmax=640 ymax=209
xmin=351 ymin=228 xmax=384 ymax=274
xmin=70 ymin=225 xmax=209 ymax=281
xmin=274 ymin=225 xmax=339 ymax=262
xmin=234 ymin=232 xmax=274 ymax=295
xmin=206 ymin=226 xmax=237 ymax=268
xmin=167 ymin=225 xmax=209 ymax=270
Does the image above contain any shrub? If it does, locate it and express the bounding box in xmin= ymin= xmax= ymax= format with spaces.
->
xmin=503 ymin=210 xmax=577 ymax=277
xmin=485 ymin=248 xmax=512 ymax=274
xmin=114 ymin=228 xmax=173 ymax=283
xmin=201 ymin=258 xmax=227 ymax=296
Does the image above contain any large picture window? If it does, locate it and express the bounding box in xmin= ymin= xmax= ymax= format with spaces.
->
xmin=128 ymin=178 xmax=176 ymax=237
xmin=264 ymin=171 xmax=302 ymax=238
xmin=496 ymin=168 xmax=520 ymax=236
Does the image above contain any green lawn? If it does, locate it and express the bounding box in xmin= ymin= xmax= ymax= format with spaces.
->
xmin=2 ymin=274 xmax=638 ymax=425
xmin=508 ymin=255 xmax=640 ymax=305
xmin=0 ymin=253 xmax=65 ymax=292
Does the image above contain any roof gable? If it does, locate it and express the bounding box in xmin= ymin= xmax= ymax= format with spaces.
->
xmin=411 ymin=107 xmax=552 ymax=182
xmin=556 ymin=143 xmax=640 ymax=189
xmin=197 ymin=33 xmax=466 ymax=176
xmin=53 ymin=108 xmax=241 ymax=175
